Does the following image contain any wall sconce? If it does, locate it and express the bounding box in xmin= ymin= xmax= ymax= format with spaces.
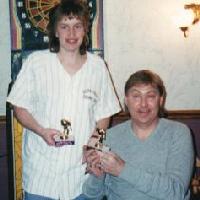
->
xmin=185 ymin=4 xmax=200 ymax=25
xmin=180 ymin=26 xmax=189 ymax=37
xmin=179 ymin=3 xmax=200 ymax=37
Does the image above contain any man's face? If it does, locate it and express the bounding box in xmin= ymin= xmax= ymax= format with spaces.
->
xmin=125 ymin=83 xmax=163 ymax=127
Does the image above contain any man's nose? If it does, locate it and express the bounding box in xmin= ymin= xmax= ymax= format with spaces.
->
xmin=141 ymin=96 xmax=147 ymax=107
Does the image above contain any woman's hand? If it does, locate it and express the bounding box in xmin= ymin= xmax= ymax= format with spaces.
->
xmin=40 ymin=128 xmax=59 ymax=146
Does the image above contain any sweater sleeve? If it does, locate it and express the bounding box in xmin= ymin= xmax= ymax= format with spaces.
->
xmin=118 ymin=124 xmax=194 ymax=200
xmin=82 ymin=174 xmax=106 ymax=200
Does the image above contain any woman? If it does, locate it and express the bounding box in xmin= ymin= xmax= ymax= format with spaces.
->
xmin=7 ymin=1 xmax=120 ymax=199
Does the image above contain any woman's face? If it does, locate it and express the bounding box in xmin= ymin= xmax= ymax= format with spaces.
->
xmin=55 ymin=16 xmax=86 ymax=54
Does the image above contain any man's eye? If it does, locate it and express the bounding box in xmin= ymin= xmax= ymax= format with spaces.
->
xmin=132 ymin=95 xmax=140 ymax=98
xmin=148 ymin=95 xmax=156 ymax=98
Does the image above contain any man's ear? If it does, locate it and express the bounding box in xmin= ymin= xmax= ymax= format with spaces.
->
xmin=159 ymin=96 xmax=164 ymax=106
xmin=124 ymin=96 xmax=128 ymax=107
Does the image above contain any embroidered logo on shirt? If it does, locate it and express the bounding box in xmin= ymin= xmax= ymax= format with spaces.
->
xmin=83 ymin=89 xmax=98 ymax=103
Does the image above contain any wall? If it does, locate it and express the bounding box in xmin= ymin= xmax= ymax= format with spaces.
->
xmin=0 ymin=0 xmax=11 ymax=116
xmin=104 ymin=0 xmax=200 ymax=110
xmin=0 ymin=0 xmax=200 ymax=116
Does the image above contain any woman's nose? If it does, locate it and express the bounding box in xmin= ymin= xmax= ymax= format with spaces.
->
xmin=68 ymin=27 xmax=76 ymax=37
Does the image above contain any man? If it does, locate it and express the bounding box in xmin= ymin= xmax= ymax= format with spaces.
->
xmin=83 ymin=70 xmax=194 ymax=200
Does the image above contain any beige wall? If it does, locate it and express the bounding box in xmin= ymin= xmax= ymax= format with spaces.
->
xmin=104 ymin=0 xmax=200 ymax=110
xmin=0 ymin=0 xmax=11 ymax=115
xmin=0 ymin=0 xmax=200 ymax=115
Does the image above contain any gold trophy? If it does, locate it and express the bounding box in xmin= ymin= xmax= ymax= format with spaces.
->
xmin=84 ymin=128 xmax=110 ymax=173
xmin=54 ymin=119 xmax=75 ymax=147
xmin=86 ymin=128 xmax=110 ymax=152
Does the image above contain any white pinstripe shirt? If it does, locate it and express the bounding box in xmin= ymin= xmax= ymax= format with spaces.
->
xmin=7 ymin=50 xmax=120 ymax=200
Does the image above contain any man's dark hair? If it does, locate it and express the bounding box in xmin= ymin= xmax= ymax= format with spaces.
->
xmin=125 ymin=70 xmax=167 ymax=117
xmin=47 ymin=0 xmax=90 ymax=55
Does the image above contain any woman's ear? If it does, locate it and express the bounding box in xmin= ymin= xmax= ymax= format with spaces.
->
xmin=55 ymin=31 xmax=58 ymax=38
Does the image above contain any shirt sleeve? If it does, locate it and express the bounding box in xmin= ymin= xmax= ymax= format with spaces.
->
xmin=94 ymin=59 xmax=121 ymax=121
xmin=118 ymin=125 xmax=194 ymax=200
xmin=7 ymin=54 xmax=36 ymax=113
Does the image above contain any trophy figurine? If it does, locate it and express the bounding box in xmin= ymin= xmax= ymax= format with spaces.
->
xmin=54 ymin=119 xmax=75 ymax=147
xmin=86 ymin=128 xmax=110 ymax=152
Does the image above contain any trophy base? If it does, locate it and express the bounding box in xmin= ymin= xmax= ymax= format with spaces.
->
xmin=55 ymin=140 xmax=75 ymax=147
xmin=85 ymin=145 xmax=110 ymax=152
xmin=54 ymin=135 xmax=75 ymax=147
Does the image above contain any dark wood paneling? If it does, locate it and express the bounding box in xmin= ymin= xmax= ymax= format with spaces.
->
xmin=0 ymin=115 xmax=6 ymax=124
xmin=0 ymin=115 xmax=8 ymax=200
xmin=111 ymin=110 xmax=200 ymax=122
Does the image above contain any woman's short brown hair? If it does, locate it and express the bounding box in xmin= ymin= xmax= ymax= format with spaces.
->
xmin=47 ymin=0 xmax=90 ymax=55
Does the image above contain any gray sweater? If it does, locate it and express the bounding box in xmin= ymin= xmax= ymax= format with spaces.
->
xmin=83 ymin=118 xmax=194 ymax=200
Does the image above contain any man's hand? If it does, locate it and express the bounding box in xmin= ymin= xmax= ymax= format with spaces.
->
xmin=100 ymin=151 xmax=125 ymax=176
xmin=83 ymin=145 xmax=104 ymax=177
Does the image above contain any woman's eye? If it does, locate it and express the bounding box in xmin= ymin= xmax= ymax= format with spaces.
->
xmin=60 ymin=25 xmax=67 ymax=29
xmin=75 ymin=25 xmax=82 ymax=29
